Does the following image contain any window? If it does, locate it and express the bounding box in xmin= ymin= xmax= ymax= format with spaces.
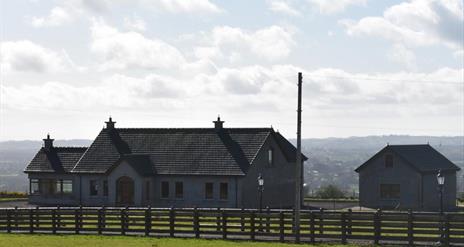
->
xmin=380 ymin=184 xmax=400 ymax=199
xmin=145 ymin=181 xmax=150 ymax=201
xmin=385 ymin=154 xmax=393 ymax=168
xmin=220 ymin=183 xmax=228 ymax=200
xmin=103 ymin=180 xmax=108 ymax=196
xmin=90 ymin=180 xmax=98 ymax=196
xmin=175 ymin=182 xmax=183 ymax=199
xmin=205 ymin=182 xmax=213 ymax=199
xmin=62 ymin=180 xmax=72 ymax=194
xmin=161 ymin=181 xmax=169 ymax=199
xmin=30 ymin=179 xmax=40 ymax=194
xmin=41 ymin=179 xmax=56 ymax=195
xmin=268 ymin=149 xmax=274 ymax=166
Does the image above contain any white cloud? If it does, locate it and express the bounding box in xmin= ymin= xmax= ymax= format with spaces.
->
xmin=341 ymin=0 xmax=464 ymax=50
xmin=267 ymin=0 xmax=301 ymax=16
xmin=194 ymin=25 xmax=296 ymax=63
xmin=308 ymin=0 xmax=366 ymax=14
xmin=0 ymin=40 xmax=74 ymax=73
xmin=30 ymin=6 xmax=74 ymax=27
xmin=90 ymin=19 xmax=186 ymax=70
xmin=142 ymin=0 xmax=222 ymax=14
xmin=30 ymin=0 xmax=221 ymax=27
xmin=123 ymin=15 xmax=146 ymax=32
xmin=387 ymin=44 xmax=417 ymax=70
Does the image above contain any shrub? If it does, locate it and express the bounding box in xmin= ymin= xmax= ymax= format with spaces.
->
xmin=315 ymin=184 xmax=345 ymax=199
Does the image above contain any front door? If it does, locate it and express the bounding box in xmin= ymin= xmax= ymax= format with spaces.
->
xmin=117 ymin=176 xmax=134 ymax=205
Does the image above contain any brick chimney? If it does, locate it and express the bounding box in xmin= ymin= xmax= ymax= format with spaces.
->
xmin=105 ymin=117 xmax=116 ymax=129
xmin=43 ymin=134 xmax=54 ymax=151
xmin=213 ymin=116 xmax=224 ymax=130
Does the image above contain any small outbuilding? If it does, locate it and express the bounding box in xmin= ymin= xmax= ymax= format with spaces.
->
xmin=355 ymin=144 xmax=461 ymax=211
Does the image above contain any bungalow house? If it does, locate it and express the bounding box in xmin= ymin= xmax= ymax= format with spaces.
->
xmin=355 ymin=144 xmax=461 ymax=211
xmin=24 ymin=117 xmax=307 ymax=208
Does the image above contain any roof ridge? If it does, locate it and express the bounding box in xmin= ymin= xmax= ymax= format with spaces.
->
xmin=53 ymin=146 xmax=88 ymax=149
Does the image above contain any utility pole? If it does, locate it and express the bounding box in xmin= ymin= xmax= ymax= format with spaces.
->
xmin=294 ymin=72 xmax=303 ymax=243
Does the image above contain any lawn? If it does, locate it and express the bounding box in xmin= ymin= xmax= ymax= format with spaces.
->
xmin=0 ymin=234 xmax=359 ymax=247
xmin=0 ymin=198 xmax=27 ymax=202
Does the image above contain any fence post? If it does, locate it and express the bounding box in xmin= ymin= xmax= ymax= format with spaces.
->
xmin=240 ymin=208 xmax=245 ymax=232
xmin=79 ymin=205 xmax=83 ymax=233
xmin=145 ymin=206 xmax=151 ymax=237
xmin=52 ymin=208 xmax=57 ymax=234
xmin=29 ymin=208 xmax=34 ymax=234
xmin=374 ymin=209 xmax=381 ymax=245
xmin=250 ymin=211 xmax=256 ymax=241
xmin=120 ymin=207 xmax=126 ymax=235
xmin=216 ymin=207 xmax=221 ymax=232
xmin=35 ymin=206 xmax=40 ymax=228
xmin=194 ymin=207 xmax=200 ymax=238
xmin=74 ymin=208 xmax=79 ymax=234
xmin=407 ymin=209 xmax=413 ymax=246
xmin=222 ymin=209 xmax=227 ymax=239
xmin=341 ymin=212 xmax=347 ymax=244
xmin=444 ymin=213 xmax=450 ymax=246
xmin=347 ymin=209 xmax=352 ymax=235
xmin=56 ymin=206 xmax=61 ymax=229
xmin=279 ymin=211 xmax=284 ymax=243
xmin=309 ymin=211 xmax=315 ymax=243
xmin=14 ymin=206 xmax=18 ymax=230
xmin=319 ymin=208 xmax=324 ymax=235
xmin=6 ymin=209 xmax=11 ymax=233
xmin=266 ymin=207 xmax=270 ymax=233
xmin=169 ymin=207 xmax=175 ymax=237
xmin=98 ymin=206 xmax=103 ymax=235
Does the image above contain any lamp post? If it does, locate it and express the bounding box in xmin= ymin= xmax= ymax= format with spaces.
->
xmin=257 ymin=174 xmax=264 ymax=231
xmin=437 ymin=170 xmax=445 ymax=214
xmin=437 ymin=169 xmax=445 ymax=245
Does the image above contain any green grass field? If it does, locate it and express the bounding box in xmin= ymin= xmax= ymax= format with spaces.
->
xmin=0 ymin=234 xmax=358 ymax=247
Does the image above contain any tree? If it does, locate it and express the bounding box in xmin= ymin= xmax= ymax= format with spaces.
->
xmin=315 ymin=184 xmax=345 ymax=199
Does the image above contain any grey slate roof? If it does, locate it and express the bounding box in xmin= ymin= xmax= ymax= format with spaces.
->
xmin=25 ymin=125 xmax=306 ymax=176
xmin=72 ymin=128 xmax=275 ymax=175
xmin=355 ymin=144 xmax=461 ymax=173
xmin=25 ymin=147 xmax=88 ymax=173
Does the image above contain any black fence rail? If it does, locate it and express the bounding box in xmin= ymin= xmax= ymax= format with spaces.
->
xmin=0 ymin=207 xmax=463 ymax=245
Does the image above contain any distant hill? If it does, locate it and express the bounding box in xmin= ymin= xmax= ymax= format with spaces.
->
xmin=0 ymin=136 xmax=462 ymax=194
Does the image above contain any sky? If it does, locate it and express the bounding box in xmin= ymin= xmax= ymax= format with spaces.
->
xmin=0 ymin=0 xmax=463 ymax=141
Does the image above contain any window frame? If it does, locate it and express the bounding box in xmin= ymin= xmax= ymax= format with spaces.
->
xmin=219 ymin=182 xmax=228 ymax=200
xmin=380 ymin=184 xmax=400 ymax=199
xmin=30 ymin=179 xmax=40 ymax=195
xmin=61 ymin=180 xmax=73 ymax=194
xmin=145 ymin=181 xmax=150 ymax=201
xmin=268 ymin=148 xmax=274 ymax=166
xmin=205 ymin=182 xmax=214 ymax=200
xmin=89 ymin=180 xmax=98 ymax=196
xmin=175 ymin=181 xmax=183 ymax=199
xmin=103 ymin=180 xmax=109 ymax=196
xmin=385 ymin=154 xmax=393 ymax=168
xmin=161 ymin=181 xmax=169 ymax=199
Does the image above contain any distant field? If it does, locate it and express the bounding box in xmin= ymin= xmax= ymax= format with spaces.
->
xmin=0 ymin=198 xmax=27 ymax=202
xmin=0 ymin=234 xmax=357 ymax=247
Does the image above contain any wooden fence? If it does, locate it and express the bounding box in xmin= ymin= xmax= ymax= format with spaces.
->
xmin=0 ymin=207 xmax=463 ymax=245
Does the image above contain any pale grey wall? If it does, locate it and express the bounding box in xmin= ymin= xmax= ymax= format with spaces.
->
xmin=27 ymin=173 xmax=80 ymax=206
xmin=358 ymin=151 xmax=422 ymax=210
xmin=151 ymin=175 xmax=240 ymax=208
xmin=422 ymin=171 xmax=457 ymax=211
xmin=241 ymin=135 xmax=297 ymax=209
xmin=107 ymin=161 xmax=154 ymax=206
xmin=358 ymin=151 xmax=458 ymax=211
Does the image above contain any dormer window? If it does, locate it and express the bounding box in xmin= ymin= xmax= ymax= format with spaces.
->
xmin=268 ymin=149 xmax=274 ymax=166
xmin=385 ymin=154 xmax=393 ymax=168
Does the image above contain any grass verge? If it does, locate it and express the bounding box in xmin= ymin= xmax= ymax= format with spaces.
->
xmin=0 ymin=233 xmax=360 ymax=247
